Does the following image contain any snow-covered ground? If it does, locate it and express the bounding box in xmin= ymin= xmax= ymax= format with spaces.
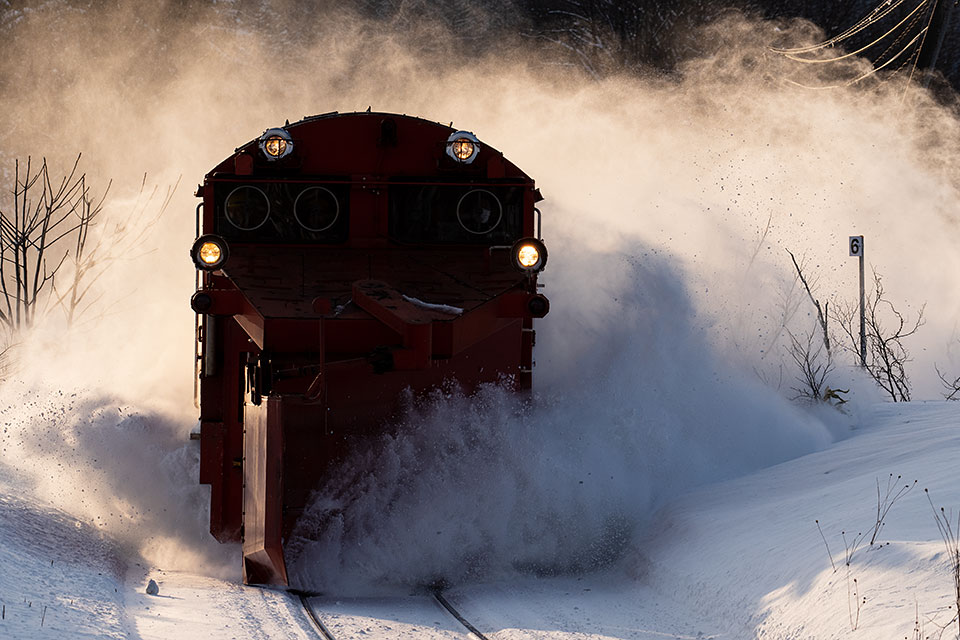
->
xmin=2 ymin=6 xmax=960 ymax=639
xmin=2 ymin=398 xmax=958 ymax=639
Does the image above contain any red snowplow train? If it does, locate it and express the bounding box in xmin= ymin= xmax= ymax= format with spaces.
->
xmin=190 ymin=112 xmax=549 ymax=584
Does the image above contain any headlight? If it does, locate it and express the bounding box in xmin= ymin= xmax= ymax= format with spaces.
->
xmin=446 ymin=131 xmax=480 ymax=164
xmin=191 ymin=234 xmax=229 ymax=271
xmin=512 ymin=238 xmax=548 ymax=273
xmin=258 ymin=128 xmax=293 ymax=160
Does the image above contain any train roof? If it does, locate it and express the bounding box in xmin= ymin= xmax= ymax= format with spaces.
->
xmin=206 ymin=111 xmax=533 ymax=182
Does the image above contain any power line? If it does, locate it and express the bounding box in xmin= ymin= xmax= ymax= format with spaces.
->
xmin=771 ymin=0 xmax=914 ymax=54
xmin=771 ymin=0 xmax=936 ymax=90
xmin=778 ymin=0 xmax=930 ymax=64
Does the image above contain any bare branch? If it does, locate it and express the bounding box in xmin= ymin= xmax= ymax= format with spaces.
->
xmin=787 ymin=248 xmax=831 ymax=353
xmin=935 ymin=363 xmax=960 ymax=401
xmin=783 ymin=249 xmax=838 ymax=405
xmin=831 ymin=270 xmax=924 ymax=402
xmin=0 ymin=154 xmax=141 ymax=334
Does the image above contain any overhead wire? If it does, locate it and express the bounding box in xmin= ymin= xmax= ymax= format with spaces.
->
xmin=871 ymin=2 xmax=928 ymax=68
xmin=903 ymin=0 xmax=940 ymax=89
xmin=778 ymin=0 xmax=930 ymax=63
xmin=771 ymin=0 xmax=937 ymax=91
xmin=771 ymin=0 xmax=913 ymax=54
xmin=782 ymin=28 xmax=927 ymax=89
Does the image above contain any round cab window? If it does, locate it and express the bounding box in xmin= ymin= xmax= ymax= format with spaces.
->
xmin=294 ymin=187 xmax=340 ymax=232
xmin=457 ymin=189 xmax=502 ymax=235
xmin=224 ymin=186 xmax=270 ymax=231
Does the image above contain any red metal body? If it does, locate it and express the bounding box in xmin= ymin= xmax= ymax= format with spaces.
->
xmin=193 ymin=112 xmax=547 ymax=584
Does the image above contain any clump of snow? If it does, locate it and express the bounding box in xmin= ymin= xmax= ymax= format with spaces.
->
xmin=401 ymin=295 xmax=464 ymax=316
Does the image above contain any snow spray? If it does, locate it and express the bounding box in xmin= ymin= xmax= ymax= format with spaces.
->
xmin=0 ymin=5 xmax=958 ymax=587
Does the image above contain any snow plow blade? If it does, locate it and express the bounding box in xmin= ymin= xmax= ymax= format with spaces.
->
xmin=242 ymin=395 xmax=288 ymax=585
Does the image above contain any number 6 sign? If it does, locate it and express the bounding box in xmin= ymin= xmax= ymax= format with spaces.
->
xmin=849 ymin=234 xmax=867 ymax=367
xmin=849 ymin=236 xmax=864 ymax=257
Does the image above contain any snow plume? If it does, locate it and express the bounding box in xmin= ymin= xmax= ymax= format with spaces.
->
xmin=0 ymin=383 xmax=237 ymax=579
xmin=0 ymin=1 xmax=959 ymax=589
xmin=1 ymin=5 xmax=958 ymax=400
xmin=286 ymin=243 xmax=833 ymax=593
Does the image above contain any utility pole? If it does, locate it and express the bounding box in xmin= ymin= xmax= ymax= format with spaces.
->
xmin=849 ymin=236 xmax=866 ymax=367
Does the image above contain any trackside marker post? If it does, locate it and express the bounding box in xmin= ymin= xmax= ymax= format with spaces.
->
xmin=849 ymin=235 xmax=866 ymax=367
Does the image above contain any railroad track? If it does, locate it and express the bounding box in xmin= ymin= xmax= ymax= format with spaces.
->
xmin=298 ymin=589 xmax=489 ymax=640
xmin=431 ymin=589 xmax=490 ymax=640
xmin=298 ymin=593 xmax=337 ymax=640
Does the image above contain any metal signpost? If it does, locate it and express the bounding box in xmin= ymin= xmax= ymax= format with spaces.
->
xmin=849 ymin=235 xmax=866 ymax=367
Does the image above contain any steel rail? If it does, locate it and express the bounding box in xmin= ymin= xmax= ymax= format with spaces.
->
xmin=432 ymin=590 xmax=490 ymax=640
xmin=297 ymin=587 xmax=488 ymax=640
xmin=298 ymin=594 xmax=338 ymax=640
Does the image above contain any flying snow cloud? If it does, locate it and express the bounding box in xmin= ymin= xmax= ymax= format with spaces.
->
xmin=0 ymin=3 xmax=958 ymax=586
xmin=286 ymin=241 xmax=835 ymax=593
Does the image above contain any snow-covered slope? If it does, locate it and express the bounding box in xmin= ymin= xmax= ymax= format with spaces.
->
xmin=636 ymin=401 xmax=960 ymax=639
xmin=2 ymin=399 xmax=958 ymax=639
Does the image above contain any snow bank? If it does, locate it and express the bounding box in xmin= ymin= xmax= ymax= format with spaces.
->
xmin=633 ymin=401 xmax=960 ymax=640
xmin=0 ymin=494 xmax=127 ymax=638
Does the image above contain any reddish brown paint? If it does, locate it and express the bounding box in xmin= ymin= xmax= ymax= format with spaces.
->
xmin=194 ymin=112 xmax=547 ymax=584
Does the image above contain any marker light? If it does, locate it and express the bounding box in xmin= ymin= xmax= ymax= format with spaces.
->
xmin=527 ymin=294 xmax=550 ymax=318
xmin=191 ymin=234 xmax=229 ymax=271
xmin=190 ymin=292 xmax=213 ymax=313
xmin=446 ymin=131 xmax=480 ymax=164
xmin=258 ymin=128 xmax=293 ymax=160
xmin=511 ymin=238 xmax=548 ymax=273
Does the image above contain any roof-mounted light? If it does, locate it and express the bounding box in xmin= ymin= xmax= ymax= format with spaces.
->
xmin=191 ymin=234 xmax=229 ymax=271
xmin=258 ymin=128 xmax=293 ymax=160
xmin=446 ymin=131 xmax=480 ymax=164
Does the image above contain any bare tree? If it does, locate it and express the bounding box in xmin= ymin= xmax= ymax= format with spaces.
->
xmin=52 ymin=173 xmax=175 ymax=327
xmin=523 ymin=0 xmax=669 ymax=78
xmin=0 ymin=155 xmax=104 ymax=333
xmin=784 ymin=249 xmax=836 ymax=402
xmin=0 ymin=340 xmax=15 ymax=380
xmin=0 ymin=155 xmax=171 ymax=357
xmin=935 ymin=362 xmax=960 ymax=401
xmin=787 ymin=249 xmax=830 ymax=352
xmin=786 ymin=324 xmax=835 ymax=401
xmin=833 ymin=271 xmax=924 ymax=402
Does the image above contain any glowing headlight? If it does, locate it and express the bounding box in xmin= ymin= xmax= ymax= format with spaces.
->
xmin=191 ymin=234 xmax=229 ymax=271
xmin=512 ymin=238 xmax=548 ymax=273
xmin=451 ymin=139 xmax=474 ymax=161
xmin=258 ymin=128 xmax=294 ymax=160
xmin=446 ymin=131 xmax=480 ymax=164
xmin=198 ymin=242 xmax=222 ymax=265
xmin=518 ymin=245 xmax=540 ymax=268
xmin=264 ymin=136 xmax=287 ymax=157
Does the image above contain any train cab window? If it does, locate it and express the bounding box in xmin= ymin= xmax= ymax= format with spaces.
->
xmin=294 ymin=186 xmax=340 ymax=232
xmin=457 ymin=189 xmax=502 ymax=235
xmin=389 ymin=184 xmax=523 ymax=244
xmin=225 ymin=186 xmax=270 ymax=231
xmin=214 ymin=181 xmax=349 ymax=243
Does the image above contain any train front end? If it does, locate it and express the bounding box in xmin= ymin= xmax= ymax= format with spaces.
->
xmin=190 ymin=112 xmax=548 ymax=584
